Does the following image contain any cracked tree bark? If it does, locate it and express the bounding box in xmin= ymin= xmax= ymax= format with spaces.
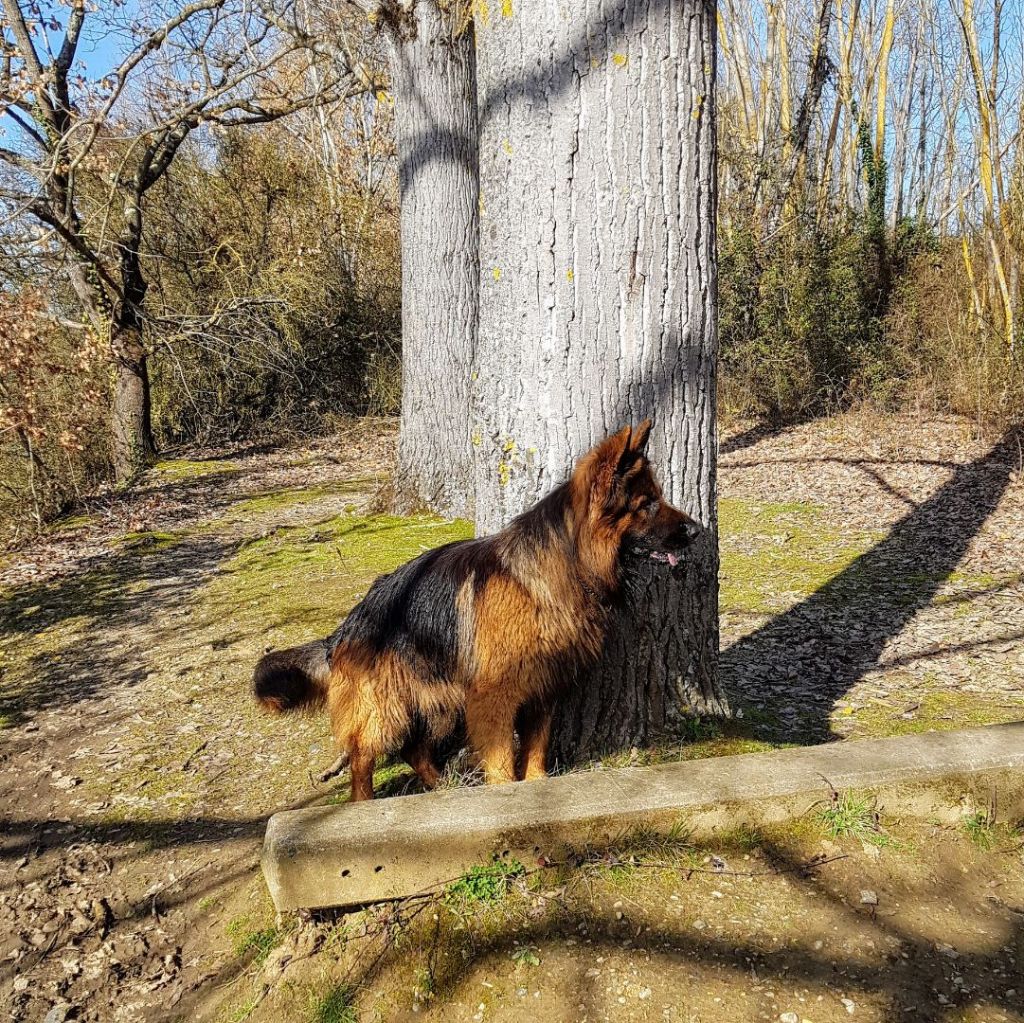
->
xmin=110 ymin=329 xmax=155 ymax=481
xmin=388 ymin=1 xmax=479 ymax=519
xmin=473 ymin=0 xmax=727 ymax=763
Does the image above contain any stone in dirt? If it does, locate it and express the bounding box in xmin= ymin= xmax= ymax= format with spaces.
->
xmin=43 ymin=1003 xmax=71 ymax=1023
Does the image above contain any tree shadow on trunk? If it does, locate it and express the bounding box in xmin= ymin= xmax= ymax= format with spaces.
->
xmin=720 ymin=428 xmax=1021 ymax=741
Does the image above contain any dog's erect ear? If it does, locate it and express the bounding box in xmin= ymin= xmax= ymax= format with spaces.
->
xmin=616 ymin=420 xmax=652 ymax=473
xmin=612 ymin=422 xmax=651 ymax=480
xmin=598 ymin=424 xmax=632 ymax=467
xmin=629 ymin=419 xmax=652 ymax=454
xmin=611 ymin=425 xmax=639 ymax=478
xmin=589 ymin=424 xmax=649 ymax=497
xmin=588 ymin=426 xmax=632 ymax=489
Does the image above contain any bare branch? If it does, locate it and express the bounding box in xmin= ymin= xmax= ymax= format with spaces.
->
xmin=1 ymin=0 xmax=45 ymax=84
xmin=55 ymin=0 xmax=86 ymax=74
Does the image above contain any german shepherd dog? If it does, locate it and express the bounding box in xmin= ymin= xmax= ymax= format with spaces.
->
xmin=253 ymin=421 xmax=699 ymax=800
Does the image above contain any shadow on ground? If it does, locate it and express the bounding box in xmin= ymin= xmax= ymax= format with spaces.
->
xmin=721 ymin=429 xmax=1021 ymax=740
xmin=272 ymin=830 xmax=1024 ymax=1023
xmin=718 ymin=420 xmax=796 ymax=456
xmin=0 ymin=531 xmax=238 ymax=724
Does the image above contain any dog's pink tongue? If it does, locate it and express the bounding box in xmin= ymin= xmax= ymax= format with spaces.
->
xmin=667 ymin=553 xmax=679 ymax=567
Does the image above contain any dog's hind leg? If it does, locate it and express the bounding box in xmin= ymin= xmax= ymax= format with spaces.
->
xmin=348 ymin=746 xmax=376 ymax=801
xmin=401 ymin=735 xmax=442 ymax=790
xmin=515 ymin=702 xmax=553 ymax=782
xmin=466 ymin=692 xmax=516 ymax=785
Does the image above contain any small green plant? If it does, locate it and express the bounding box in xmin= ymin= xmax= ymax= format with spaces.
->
xmin=816 ymin=790 xmax=891 ymax=846
xmin=225 ymin=917 xmax=280 ymax=965
xmin=444 ymin=857 xmax=525 ymax=907
xmin=719 ymin=823 xmax=764 ymax=853
xmin=962 ymin=810 xmax=996 ymax=850
xmin=309 ymin=984 xmax=358 ymax=1023
xmin=225 ymin=997 xmax=259 ymax=1023
xmin=511 ymin=943 xmax=541 ymax=967
xmin=624 ymin=818 xmax=694 ymax=859
xmin=678 ymin=716 xmax=724 ymax=743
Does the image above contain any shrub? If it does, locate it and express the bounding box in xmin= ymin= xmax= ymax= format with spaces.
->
xmin=0 ymin=290 xmax=111 ymax=538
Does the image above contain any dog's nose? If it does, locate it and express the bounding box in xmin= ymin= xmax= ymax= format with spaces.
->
xmin=669 ymin=517 xmax=701 ymax=547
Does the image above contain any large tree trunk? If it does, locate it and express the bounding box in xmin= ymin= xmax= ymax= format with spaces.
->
xmin=110 ymin=327 xmax=155 ymax=483
xmin=473 ymin=0 xmax=726 ymax=763
xmin=388 ymin=1 xmax=479 ymax=519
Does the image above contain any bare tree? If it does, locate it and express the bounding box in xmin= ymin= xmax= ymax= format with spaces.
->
xmin=0 ymin=0 xmax=362 ymax=480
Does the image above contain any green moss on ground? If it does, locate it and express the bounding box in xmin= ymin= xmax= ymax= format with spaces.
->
xmin=227 ymin=479 xmax=380 ymax=521
xmin=114 ymin=528 xmax=188 ymax=551
xmin=325 ymin=761 xmax=421 ymax=804
xmin=718 ymin=497 xmax=882 ymax=614
xmin=92 ymin=745 xmax=207 ymax=823
xmin=206 ymin=513 xmax=473 ymax=642
xmin=0 ymin=613 xmax=92 ymax=723
xmin=599 ymin=713 xmax=795 ymax=769
xmin=695 ymin=498 xmax=1017 ymax=622
xmin=845 ymin=689 xmax=1024 ymax=738
xmin=933 ymin=570 xmax=1024 ymax=613
xmin=1 ymin=528 xmax=189 ymax=638
xmin=150 ymin=458 xmax=239 ymax=481
xmin=444 ymin=858 xmax=526 ymax=908
xmin=48 ymin=511 xmax=97 ymax=533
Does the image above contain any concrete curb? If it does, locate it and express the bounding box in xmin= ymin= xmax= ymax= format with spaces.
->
xmin=262 ymin=722 xmax=1024 ymax=911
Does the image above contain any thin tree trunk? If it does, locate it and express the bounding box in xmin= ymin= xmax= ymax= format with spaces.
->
xmin=474 ymin=0 xmax=726 ymax=765
xmin=913 ymin=73 xmax=927 ymax=216
xmin=769 ymin=0 xmax=834 ymax=234
xmin=888 ymin=19 xmax=919 ymax=231
xmin=110 ymin=326 xmax=155 ymax=482
xmin=388 ymin=0 xmax=479 ymax=519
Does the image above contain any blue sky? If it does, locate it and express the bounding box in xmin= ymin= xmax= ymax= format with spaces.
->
xmin=76 ymin=0 xmax=139 ymax=76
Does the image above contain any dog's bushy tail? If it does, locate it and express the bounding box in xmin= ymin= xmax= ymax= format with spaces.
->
xmin=253 ymin=639 xmax=331 ymax=714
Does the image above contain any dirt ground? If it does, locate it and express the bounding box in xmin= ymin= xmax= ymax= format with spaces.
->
xmin=279 ymin=817 xmax=1024 ymax=1023
xmin=1 ymin=412 xmax=1022 ymax=1023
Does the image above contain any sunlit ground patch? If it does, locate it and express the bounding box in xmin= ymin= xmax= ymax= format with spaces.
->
xmin=719 ymin=497 xmax=884 ymax=615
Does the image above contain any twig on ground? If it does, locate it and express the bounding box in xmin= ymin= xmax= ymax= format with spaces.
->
xmin=181 ymin=740 xmax=209 ymax=772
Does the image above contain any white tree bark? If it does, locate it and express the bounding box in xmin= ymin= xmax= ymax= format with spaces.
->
xmin=389 ymin=1 xmax=479 ymax=518
xmin=473 ymin=0 xmax=726 ymax=759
